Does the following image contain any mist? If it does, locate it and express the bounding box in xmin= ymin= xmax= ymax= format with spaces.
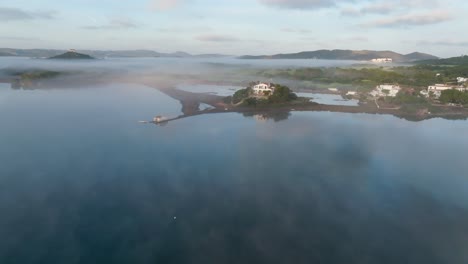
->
xmin=0 ymin=56 xmax=363 ymax=91
xmin=2 ymin=56 xmax=468 ymax=264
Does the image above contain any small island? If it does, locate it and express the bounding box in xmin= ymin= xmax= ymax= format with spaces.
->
xmin=49 ymin=49 xmax=95 ymax=60
xmin=224 ymin=82 xmax=303 ymax=106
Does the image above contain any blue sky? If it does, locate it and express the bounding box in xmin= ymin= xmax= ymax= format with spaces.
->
xmin=0 ymin=0 xmax=467 ymax=57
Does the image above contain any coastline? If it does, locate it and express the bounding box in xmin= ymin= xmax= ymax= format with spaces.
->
xmin=4 ymin=74 xmax=468 ymax=123
xmin=138 ymin=81 xmax=468 ymax=123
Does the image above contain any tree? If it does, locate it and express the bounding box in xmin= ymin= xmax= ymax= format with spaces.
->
xmin=269 ymin=84 xmax=297 ymax=103
xmin=232 ymin=87 xmax=252 ymax=104
xmin=439 ymin=89 xmax=468 ymax=105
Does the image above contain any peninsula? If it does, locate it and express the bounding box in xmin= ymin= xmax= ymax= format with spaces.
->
xmin=143 ymin=80 xmax=468 ymax=125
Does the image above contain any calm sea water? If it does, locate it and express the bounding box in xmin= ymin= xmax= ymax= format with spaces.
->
xmin=297 ymin=92 xmax=360 ymax=106
xmin=1 ymin=81 xmax=468 ymax=264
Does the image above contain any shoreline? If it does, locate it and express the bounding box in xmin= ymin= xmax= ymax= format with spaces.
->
xmin=4 ymin=76 xmax=468 ymax=122
xmin=139 ymin=81 xmax=468 ymax=123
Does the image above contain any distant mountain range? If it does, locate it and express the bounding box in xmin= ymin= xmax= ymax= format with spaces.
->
xmin=0 ymin=48 xmax=228 ymax=59
xmin=239 ymin=49 xmax=438 ymax=62
xmin=0 ymin=48 xmax=441 ymax=62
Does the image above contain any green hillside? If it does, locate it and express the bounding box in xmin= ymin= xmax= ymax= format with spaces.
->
xmin=240 ymin=49 xmax=438 ymax=62
xmin=416 ymin=55 xmax=468 ymax=65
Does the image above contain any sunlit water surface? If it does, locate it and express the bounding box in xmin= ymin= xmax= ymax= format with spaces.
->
xmin=0 ymin=82 xmax=468 ymax=264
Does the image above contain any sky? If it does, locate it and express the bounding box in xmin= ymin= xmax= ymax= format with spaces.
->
xmin=0 ymin=0 xmax=467 ymax=57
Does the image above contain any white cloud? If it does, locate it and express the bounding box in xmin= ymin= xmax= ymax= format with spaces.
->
xmin=0 ymin=7 xmax=56 ymax=21
xmin=419 ymin=40 xmax=468 ymax=47
xmin=259 ymin=0 xmax=354 ymax=10
xmin=150 ymin=0 xmax=184 ymax=11
xmin=340 ymin=7 xmax=360 ymax=16
xmin=341 ymin=0 xmax=441 ymax=16
xmin=360 ymin=3 xmax=394 ymax=14
xmin=195 ymin=34 xmax=240 ymax=42
xmin=83 ymin=18 xmax=139 ymax=30
xmin=281 ymin=28 xmax=312 ymax=33
xmin=364 ymin=11 xmax=451 ymax=27
xmin=0 ymin=36 xmax=40 ymax=41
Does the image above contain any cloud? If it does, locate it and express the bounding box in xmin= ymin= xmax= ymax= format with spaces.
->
xmin=341 ymin=0 xmax=440 ymax=16
xmin=0 ymin=7 xmax=56 ymax=21
xmin=150 ymin=0 xmax=184 ymax=11
xmin=418 ymin=40 xmax=468 ymax=47
xmin=403 ymin=0 xmax=439 ymax=7
xmin=346 ymin=36 xmax=369 ymax=42
xmin=281 ymin=28 xmax=311 ymax=34
xmin=0 ymin=36 xmax=40 ymax=41
xmin=195 ymin=34 xmax=240 ymax=42
xmin=83 ymin=18 xmax=139 ymax=30
xmin=365 ymin=11 xmax=451 ymax=27
xmin=341 ymin=4 xmax=394 ymax=16
xmin=259 ymin=0 xmax=353 ymax=10
xmin=340 ymin=7 xmax=360 ymax=16
xmin=360 ymin=3 xmax=394 ymax=14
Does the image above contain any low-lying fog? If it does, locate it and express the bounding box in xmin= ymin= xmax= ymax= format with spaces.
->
xmin=0 ymin=56 xmax=362 ymax=89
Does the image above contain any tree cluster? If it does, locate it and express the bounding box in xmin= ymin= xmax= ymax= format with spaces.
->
xmin=268 ymin=84 xmax=297 ymax=103
xmin=439 ymin=89 xmax=468 ymax=105
xmin=231 ymin=87 xmax=252 ymax=104
xmin=257 ymin=64 xmax=468 ymax=90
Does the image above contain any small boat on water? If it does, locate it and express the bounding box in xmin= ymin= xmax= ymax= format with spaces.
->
xmin=153 ymin=115 xmax=166 ymax=123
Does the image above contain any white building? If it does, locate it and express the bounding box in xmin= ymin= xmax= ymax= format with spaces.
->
xmin=423 ymin=84 xmax=467 ymax=98
xmin=420 ymin=90 xmax=430 ymax=97
xmin=428 ymin=84 xmax=455 ymax=92
xmin=370 ymin=84 xmax=401 ymax=97
xmin=457 ymin=77 xmax=468 ymax=83
xmin=346 ymin=91 xmax=357 ymax=96
xmin=371 ymin=58 xmax=393 ymax=63
xmin=252 ymin=83 xmax=274 ymax=95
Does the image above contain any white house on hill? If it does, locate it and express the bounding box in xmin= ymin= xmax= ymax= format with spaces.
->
xmin=370 ymin=84 xmax=401 ymax=97
xmin=252 ymin=83 xmax=274 ymax=95
xmin=424 ymin=84 xmax=467 ymax=98
xmin=428 ymin=84 xmax=454 ymax=92
xmin=457 ymin=77 xmax=468 ymax=83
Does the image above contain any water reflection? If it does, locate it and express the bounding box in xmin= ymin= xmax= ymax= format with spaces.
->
xmin=177 ymin=84 xmax=243 ymax=97
xmin=0 ymin=84 xmax=468 ymax=264
xmin=242 ymin=111 xmax=291 ymax=122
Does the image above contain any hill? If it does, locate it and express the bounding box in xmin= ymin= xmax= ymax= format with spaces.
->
xmin=415 ymin=55 xmax=468 ymax=65
xmin=239 ymin=49 xmax=438 ymax=62
xmin=49 ymin=51 xmax=95 ymax=60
